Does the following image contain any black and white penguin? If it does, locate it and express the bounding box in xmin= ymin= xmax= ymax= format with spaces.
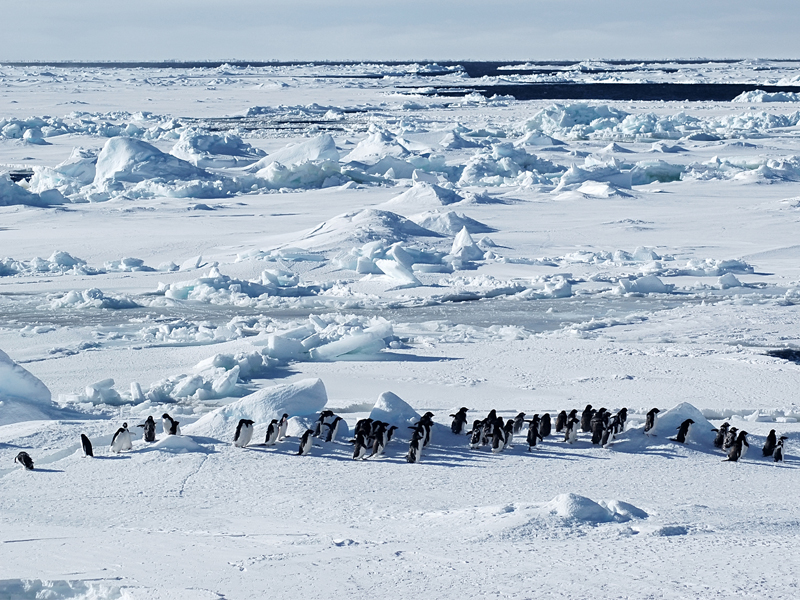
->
xmin=386 ymin=425 xmax=398 ymax=443
xmin=503 ymin=419 xmax=515 ymax=449
xmin=491 ymin=426 xmax=506 ymax=454
xmin=369 ymin=422 xmax=389 ymax=457
xmin=671 ymin=419 xmax=694 ymax=444
xmin=512 ymin=412 xmax=527 ymax=435
xmin=468 ymin=420 xmax=483 ymax=449
xmin=644 ymin=408 xmax=660 ymax=435
xmin=607 ymin=414 xmax=621 ymax=440
xmin=762 ymin=430 xmax=777 ymax=457
xmin=615 ymin=408 xmax=628 ymax=433
xmin=590 ymin=414 xmax=604 ymax=445
xmin=723 ymin=427 xmax=738 ymax=450
xmin=233 ymin=419 xmax=255 ymax=448
xmin=277 ymin=414 xmax=290 ymax=441
xmin=111 ymin=423 xmax=133 ymax=453
xmin=407 ymin=430 xmax=423 ymax=463
xmin=481 ymin=410 xmax=498 ymax=446
xmin=526 ymin=415 xmax=542 ymax=451
xmin=773 ymin=436 xmax=787 ymax=463
xmin=555 ymin=410 xmax=568 ymax=433
xmin=450 ymin=407 xmax=470 ymax=435
xmin=162 ymin=413 xmax=180 ymax=436
xmin=415 ymin=412 xmax=435 ymax=447
xmin=137 ymin=416 xmax=156 ymax=442
xmin=580 ymin=404 xmax=594 ymax=433
xmin=297 ymin=429 xmax=314 ymax=456
xmin=564 ymin=417 xmax=579 ymax=444
xmin=324 ymin=416 xmax=344 ymax=443
xmin=724 ymin=430 xmax=749 ymax=462
xmin=539 ymin=413 xmax=552 ymax=439
xmin=739 ymin=430 xmax=750 ymax=459
xmin=80 ymin=434 xmax=93 ymax=457
xmin=712 ymin=422 xmax=729 ymax=449
xmin=601 ymin=425 xmax=614 ymax=447
xmin=313 ymin=410 xmax=335 ymax=437
xmin=352 ymin=432 xmax=368 ymax=460
xmin=14 ymin=451 xmax=34 ymax=470
xmin=264 ymin=419 xmax=280 ymax=445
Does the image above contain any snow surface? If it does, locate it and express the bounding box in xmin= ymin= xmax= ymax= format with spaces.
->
xmin=2 ymin=62 xmax=800 ymax=599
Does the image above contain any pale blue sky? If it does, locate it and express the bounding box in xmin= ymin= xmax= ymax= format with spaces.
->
xmin=2 ymin=0 xmax=797 ymax=61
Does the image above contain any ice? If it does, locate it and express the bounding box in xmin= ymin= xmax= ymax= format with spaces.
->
xmin=410 ymin=210 xmax=495 ymax=235
xmin=384 ymin=182 xmax=464 ymax=211
xmin=93 ymin=137 xmax=209 ymax=186
xmin=49 ymin=288 xmax=139 ymax=309
xmin=150 ymin=434 xmax=209 ymax=453
xmin=171 ymin=129 xmax=266 ymax=168
xmin=617 ymin=275 xmax=671 ymax=294
xmin=368 ymin=391 xmax=421 ymax=428
xmin=184 ymin=378 xmax=328 ymax=439
xmin=0 ymin=348 xmax=62 ymax=426
xmin=542 ymin=493 xmax=615 ymax=523
xmin=650 ymin=402 xmax=717 ymax=445
xmin=0 ymin=174 xmax=63 ymax=207
xmin=450 ymin=227 xmax=485 ymax=262
xmin=342 ymin=128 xmax=409 ymax=164
xmin=733 ymin=90 xmax=800 ymax=103
xmin=248 ymin=134 xmax=339 ymax=170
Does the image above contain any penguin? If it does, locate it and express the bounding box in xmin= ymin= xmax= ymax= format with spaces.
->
xmin=162 ymin=413 xmax=180 ymax=436
xmin=354 ymin=418 xmax=373 ymax=439
xmin=450 ymin=407 xmax=470 ymax=435
xmin=580 ymin=404 xmax=594 ymax=433
xmin=615 ymin=408 xmax=628 ymax=433
xmin=386 ymin=425 xmax=398 ymax=443
xmin=137 ymin=416 xmax=156 ymax=442
xmin=369 ymin=422 xmax=388 ymax=457
xmin=491 ymin=427 xmax=506 ymax=454
xmin=407 ymin=430 xmax=423 ymax=463
xmin=110 ymin=423 xmax=133 ymax=453
xmin=415 ymin=413 xmax=435 ymax=447
xmin=313 ymin=410 xmax=334 ymax=437
xmin=539 ymin=413 xmax=552 ymax=439
xmin=512 ymin=412 xmax=527 ymax=435
xmin=724 ymin=430 xmax=749 ymax=462
xmin=503 ymin=419 xmax=515 ymax=448
xmin=277 ymin=414 xmax=290 ymax=440
xmin=555 ymin=410 xmax=568 ymax=433
xmin=352 ymin=432 xmax=368 ymax=460
xmin=264 ymin=419 xmax=280 ymax=445
xmin=644 ymin=408 xmax=660 ymax=435
xmin=324 ymin=416 xmax=344 ymax=443
xmin=297 ymin=429 xmax=314 ymax=456
xmin=606 ymin=414 xmax=621 ymax=440
xmin=762 ymin=429 xmax=777 ymax=457
xmin=739 ymin=430 xmax=750 ymax=459
xmin=723 ymin=427 xmax=738 ymax=450
xmin=80 ymin=434 xmax=93 ymax=457
xmin=526 ymin=415 xmax=542 ymax=451
xmin=233 ymin=419 xmax=255 ymax=448
xmin=671 ymin=419 xmax=694 ymax=443
xmin=773 ymin=436 xmax=787 ymax=463
xmin=590 ymin=414 xmax=604 ymax=445
xmin=481 ymin=410 xmax=497 ymax=446
xmin=14 ymin=451 xmax=34 ymax=470
xmin=712 ymin=422 xmax=729 ymax=449
xmin=564 ymin=417 xmax=579 ymax=444
xmin=468 ymin=420 xmax=483 ymax=449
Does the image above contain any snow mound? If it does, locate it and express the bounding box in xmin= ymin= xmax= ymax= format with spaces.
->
xmin=0 ymin=174 xmax=64 ymax=207
xmin=294 ymin=208 xmax=441 ymax=250
xmin=733 ymin=90 xmax=800 ymax=103
xmin=599 ymin=142 xmax=633 ymax=154
xmin=575 ymin=181 xmax=633 ymax=198
xmin=171 ymin=129 xmax=265 ymax=168
xmin=49 ymin=288 xmax=139 ymax=309
xmin=542 ymin=494 xmax=647 ymax=524
xmin=410 ymin=210 xmax=495 ymax=235
xmin=93 ymin=137 xmax=209 ymax=185
xmin=342 ymin=129 xmax=409 ymax=164
xmin=450 ymin=227 xmax=485 ymax=261
xmin=384 ymin=182 xmax=463 ymax=212
xmin=0 ymin=348 xmax=64 ymax=426
xmin=184 ymin=378 xmax=327 ymax=440
xmin=616 ymin=275 xmax=672 ymax=294
xmin=651 ymin=402 xmax=716 ymax=445
xmin=151 ymin=435 xmax=209 ymax=454
xmin=368 ymin=391 xmax=421 ymax=428
xmin=156 ymin=267 xmax=319 ymax=303
xmin=248 ymin=134 xmax=339 ymax=171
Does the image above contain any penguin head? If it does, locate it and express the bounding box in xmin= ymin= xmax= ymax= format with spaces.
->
xmin=162 ymin=413 xmax=171 ymax=420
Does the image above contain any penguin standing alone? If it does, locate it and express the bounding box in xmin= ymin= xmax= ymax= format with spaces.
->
xmin=162 ymin=413 xmax=180 ymax=436
xmin=277 ymin=414 xmax=290 ymax=441
xmin=80 ymin=434 xmax=93 ymax=457
xmin=110 ymin=423 xmax=133 ymax=453
xmin=644 ymin=408 xmax=660 ymax=435
xmin=137 ymin=416 xmax=157 ymax=442
xmin=450 ymin=408 xmax=470 ymax=435
xmin=233 ymin=419 xmax=255 ymax=448
xmin=671 ymin=419 xmax=694 ymax=444
xmin=14 ymin=452 xmax=34 ymax=470
xmin=762 ymin=430 xmax=777 ymax=457
xmin=407 ymin=430 xmax=423 ymax=463
xmin=297 ymin=429 xmax=314 ymax=456
xmin=773 ymin=436 xmax=787 ymax=463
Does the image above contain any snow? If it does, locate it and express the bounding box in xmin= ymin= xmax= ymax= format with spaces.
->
xmin=2 ymin=60 xmax=800 ymax=599
xmin=184 ymin=378 xmax=327 ymax=440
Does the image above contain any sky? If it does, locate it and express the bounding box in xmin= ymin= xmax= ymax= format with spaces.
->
xmin=1 ymin=0 xmax=798 ymax=62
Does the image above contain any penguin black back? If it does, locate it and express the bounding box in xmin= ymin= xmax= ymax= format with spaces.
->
xmin=14 ymin=451 xmax=34 ymax=470
xmin=762 ymin=429 xmax=777 ymax=457
xmin=80 ymin=434 xmax=93 ymax=458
